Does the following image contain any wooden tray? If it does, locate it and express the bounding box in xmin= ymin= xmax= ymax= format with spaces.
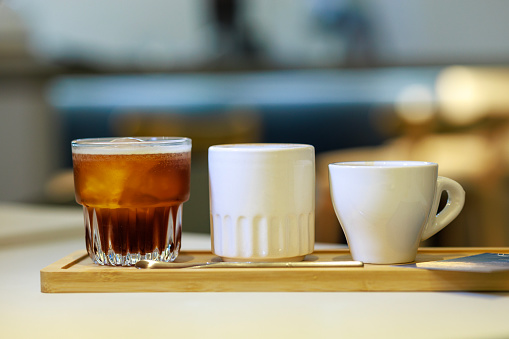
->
xmin=40 ymin=248 xmax=509 ymax=293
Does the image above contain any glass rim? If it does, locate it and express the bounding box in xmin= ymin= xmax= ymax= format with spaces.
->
xmin=72 ymin=136 xmax=191 ymax=147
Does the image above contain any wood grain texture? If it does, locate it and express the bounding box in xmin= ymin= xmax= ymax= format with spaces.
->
xmin=40 ymin=248 xmax=509 ymax=293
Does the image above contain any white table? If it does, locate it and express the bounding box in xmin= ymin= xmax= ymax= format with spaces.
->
xmin=1 ymin=203 xmax=508 ymax=339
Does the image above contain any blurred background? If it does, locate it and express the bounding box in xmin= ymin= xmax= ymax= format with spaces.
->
xmin=2 ymin=0 xmax=509 ymax=246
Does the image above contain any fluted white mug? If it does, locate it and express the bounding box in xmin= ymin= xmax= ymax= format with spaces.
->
xmin=209 ymin=144 xmax=315 ymax=262
xmin=329 ymin=161 xmax=465 ymax=264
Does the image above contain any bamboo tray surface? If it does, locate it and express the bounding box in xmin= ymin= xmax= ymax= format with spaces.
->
xmin=41 ymin=248 xmax=509 ymax=293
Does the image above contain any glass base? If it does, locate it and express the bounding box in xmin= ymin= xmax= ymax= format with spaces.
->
xmin=83 ymin=204 xmax=183 ymax=266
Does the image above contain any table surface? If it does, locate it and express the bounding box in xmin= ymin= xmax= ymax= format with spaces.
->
xmin=1 ymin=202 xmax=509 ymax=339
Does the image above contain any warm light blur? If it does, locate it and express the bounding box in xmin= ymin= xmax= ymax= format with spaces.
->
xmin=410 ymin=134 xmax=498 ymax=179
xmin=436 ymin=66 xmax=485 ymax=125
xmin=395 ymin=84 xmax=435 ymax=125
xmin=437 ymin=66 xmax=509 ymax=125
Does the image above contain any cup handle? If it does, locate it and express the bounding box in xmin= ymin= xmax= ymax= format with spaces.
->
xmin=421 ymin=176 xmax=466 ymax=240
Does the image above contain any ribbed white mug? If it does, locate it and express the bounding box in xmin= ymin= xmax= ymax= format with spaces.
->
xmin=208 ymin=144 xmax=315 ymax=262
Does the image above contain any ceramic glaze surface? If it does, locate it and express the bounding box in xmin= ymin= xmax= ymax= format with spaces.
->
xmin=329 ymin=161 xmax=465 ymax=264
xmin=209 ymin=144 xmax=315 ymax=261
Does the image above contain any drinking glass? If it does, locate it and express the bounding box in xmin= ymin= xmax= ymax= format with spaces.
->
xmin=72 ymin=137 xmax=191 ymax=266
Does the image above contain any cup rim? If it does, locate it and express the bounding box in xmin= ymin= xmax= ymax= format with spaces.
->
xmin=209 ymin=143 xmax=314 ymax=152
xmin=329 ymin=160 xmax=437 ymax=168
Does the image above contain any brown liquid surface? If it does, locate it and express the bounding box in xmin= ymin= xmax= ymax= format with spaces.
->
xmin=73 ymin=152 xmax=191 ymax=260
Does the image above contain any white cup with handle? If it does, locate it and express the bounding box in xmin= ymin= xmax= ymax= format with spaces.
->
xmin=328 ymin=161 xmax=465 ymax=264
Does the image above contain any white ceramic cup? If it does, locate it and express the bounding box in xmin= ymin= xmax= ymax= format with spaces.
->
xmin=208 ymin=144 xmax=315 ymax=262
xmin=328 ymin=161 xmax=465 ymax=264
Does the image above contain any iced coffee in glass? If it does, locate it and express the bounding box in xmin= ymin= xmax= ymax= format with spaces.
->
xmin=71 ymin=137 xmax=191 ymax=266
